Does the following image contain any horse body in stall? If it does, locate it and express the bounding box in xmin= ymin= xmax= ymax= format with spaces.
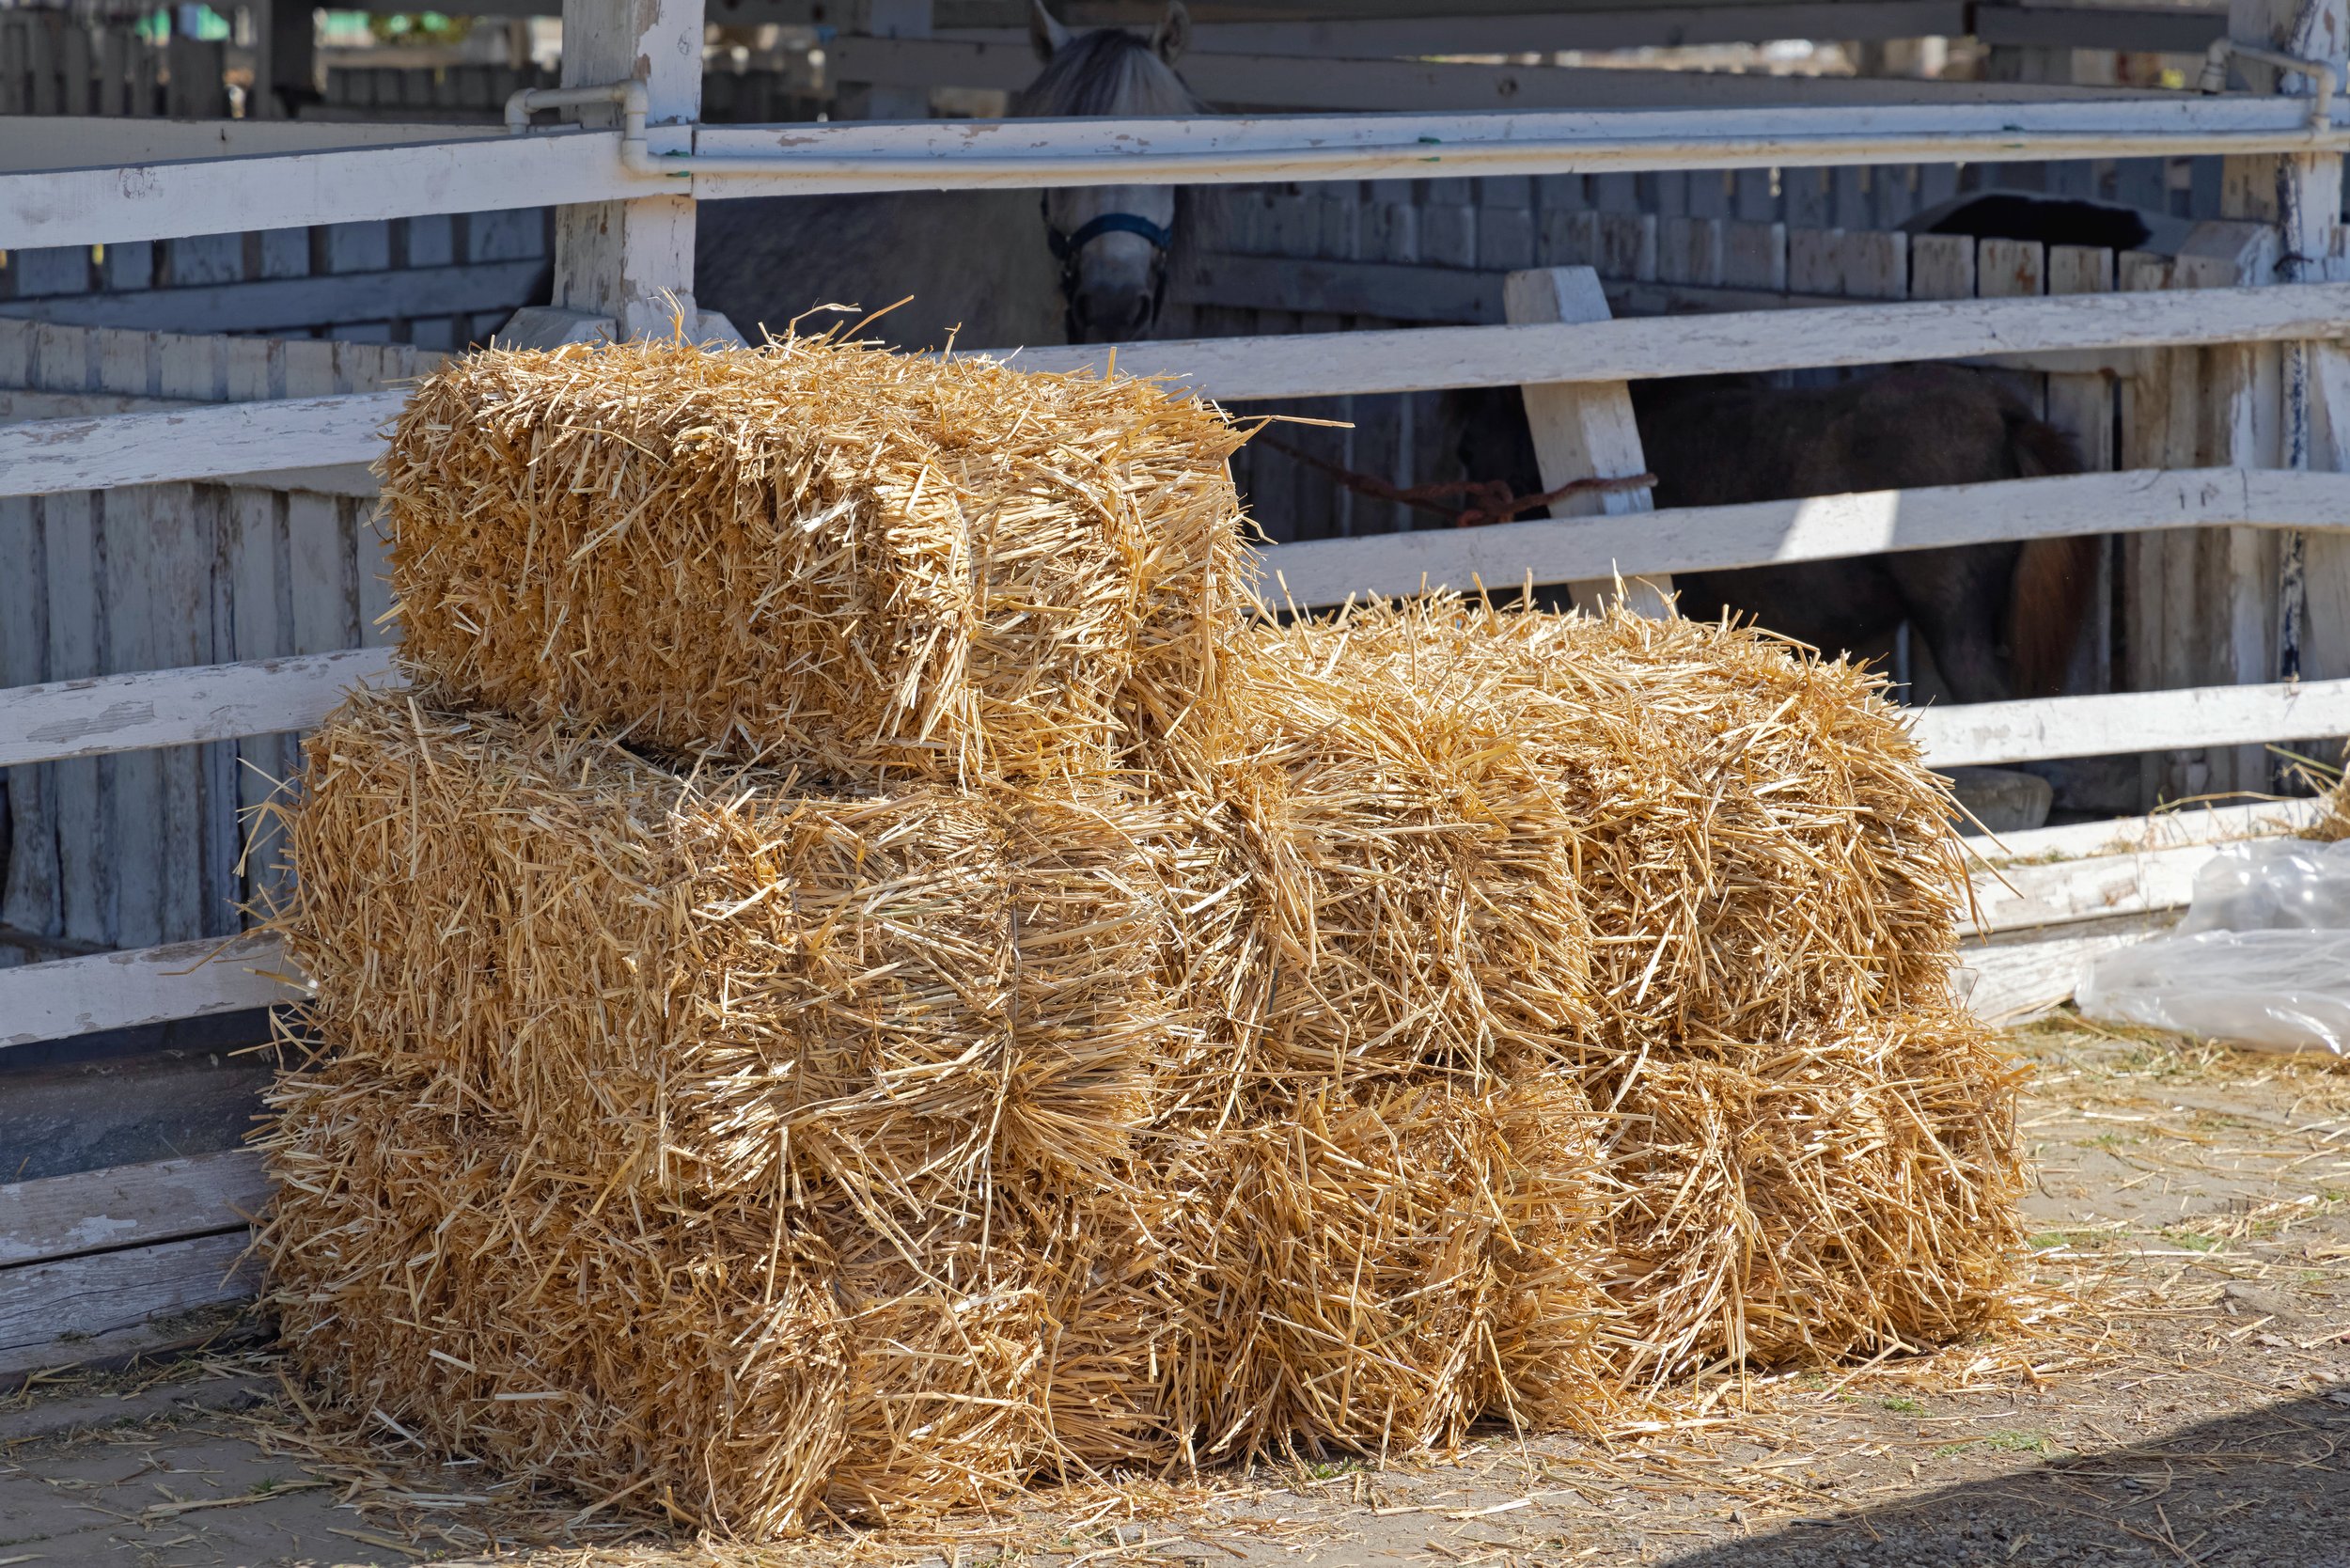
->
xmin=694 ymin=4 xmax=1204 ymax=351
xmin=1450 ymin=368 xmax=2099 ymax=708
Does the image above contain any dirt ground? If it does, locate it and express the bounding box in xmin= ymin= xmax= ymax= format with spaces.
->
xmin=4 ymin=1015 xmax=2345 ymax=1568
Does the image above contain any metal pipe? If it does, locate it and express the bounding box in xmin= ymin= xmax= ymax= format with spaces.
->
xmin=628 ymin=127 xmax=2350 ymax=185
xmin=2201 ymin=38 xmax=2340 ymax=137
xmin=504 ymin=80 xmax=648 ymax=137
xmin=509 ymin=78 xmax=2350 ymax=187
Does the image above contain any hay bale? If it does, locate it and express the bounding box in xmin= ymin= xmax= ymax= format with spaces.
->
xmin=260 ymin=1059 xmax=852 ymax=1538
xmin=382 ymin=337 xmax=1249 ymax=782
xmin=1595 ymin=1009 xmax=2028 ymax=1383
xmin=276 ymin=690 xmax=1183 ymax=1219
xmin=261 ymin=1054 xmax=1165 ymax=1533
xmin=1149 ymin=1079 xmax=1614 ymax=1463
xmin=1171 ymin=600 xmax=1966 ymax=1105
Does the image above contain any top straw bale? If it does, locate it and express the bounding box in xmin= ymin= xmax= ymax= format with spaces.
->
xmin=382 ymin=337 xmax=1251 ymax=781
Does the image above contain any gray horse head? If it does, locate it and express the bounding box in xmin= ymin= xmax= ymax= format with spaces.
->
xmin=1019 ymin=3 xmax=1205 ymax=343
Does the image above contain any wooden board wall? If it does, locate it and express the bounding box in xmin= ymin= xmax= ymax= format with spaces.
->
xmin=0 ymin=319 xmax=426 ymax=969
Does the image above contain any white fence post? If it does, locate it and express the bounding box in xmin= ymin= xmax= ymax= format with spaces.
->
xmin=1501 ymin=266 xmax=1673 ymax=618
xmin=525 ymin=0 xmax=721 ymax=345
xmin=2221 ymin=0 xmax=2348 ymax=792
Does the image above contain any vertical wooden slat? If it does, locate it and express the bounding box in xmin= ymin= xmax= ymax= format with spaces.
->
xmin=1359 ymin=180 xmax=1414 ymax=533
xmin=0 ymin=324 xmax=55 ymax=954
xmin=1414 ymin=180 xmax=1476 ymax=522
xmin=2047 ymin=245 xmax=2122 ymax=699
xmin=222 ymin=338 xmax=293 ymax=916
xmin=1720 ymin=220 xmax=1787 ymax=291
xmin=1909 ymin=233 xmax=1976 ymax=300
xmin=156 ymin=333 xmax=241 ymax=940
xmin=94 ymin=329 xmax=162 ymax=950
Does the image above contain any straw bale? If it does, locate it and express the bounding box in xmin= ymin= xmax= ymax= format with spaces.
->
xmin=1148 ymin=1079 xmax=1613 ymax=1462
xmin=261 ymin=1053 xmax=1166 ymax=1534
xmin=276 ymin=690 xmax=1183 ymax=1218
xmin=260 ymin=1058 xmax=852 ymax=1538
xmin=382 ymin=337 xmax=1250 ymax=781
xmin=1169 ymin=599 xmax=1966 ymax=1105
xmin=1594 ymin=1008 xmax=2028 ymax=1382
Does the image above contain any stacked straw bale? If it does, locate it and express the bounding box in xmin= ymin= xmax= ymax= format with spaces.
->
xmin=282 ymin=695 xmax=1184 ymax=1219
xmin=265 ymin=336 xmax=2026 ymax=1536
xmin=264 ymin=1056 xmax=1167 ymax=1533
xmin=382 ymin=337 xmax=1249 ymax=782
xmin=1142 ymin=600 xmax=2022 ymax=1431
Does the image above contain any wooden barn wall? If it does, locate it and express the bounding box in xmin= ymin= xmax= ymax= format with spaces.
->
xmin=0 ymin=320 xmax=425 ymax=969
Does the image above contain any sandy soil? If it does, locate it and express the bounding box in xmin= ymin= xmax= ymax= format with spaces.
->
xmin=3 ymin=1017 xmax=2344 ymax=1568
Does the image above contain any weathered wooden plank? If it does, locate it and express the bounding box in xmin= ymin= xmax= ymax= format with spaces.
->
xmin=18 ymin=284 xmax=2350 ymax=493
xmin=0 ymin=259 xmax=546 ymax=337
xmin=1966 ymin=842 xmax=2211 ymax=936
xmin=0 ymin=390 xmax=405 ymax=497
xmin=0 ymin=128 xmax=632 ymax=251
xmin=1016 ymin=283 xmax=2350 ymax=403
xmin=0 ymin=1231 xmax=259 ymax=1372
xmin=0 ymin=933 xmax=297 ymax=1046
xmin=1959 ymin=927 xmax=2154 ymax=1026
xmin=1966 ymin=796 xmax=2320 ymax=861
xmin=93 ymin=329 xmax=162 ymax=954
xmin=1914 ymin=675 xmax=2350 ymax=767
xmin=1910 ymin=231 xmax=1977 ymax=301
xmin=0 ymin=488 xmax=55 ymax=946
xmin=0 ymin=114 xmax=510 ymax=174
xmin=17 ymin=96 xmax=2348 ymax=253
xmin=155 ymin=335 xmax=225 ymax=944
xmin=0 ymin=648 xmax=396 ymax=770
xmin=1257 ymin=467 xmax=2350 ymax=608
xmin=0 ymin=1150 xmax=269 ymax=1267
xmin=1501 ymin=266 xmax=1668 ymax=617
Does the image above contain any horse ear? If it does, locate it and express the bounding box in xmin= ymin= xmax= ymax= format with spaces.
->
xmin=1030 ymin=1 xmax=1071 ymax=61
xmin=1152 ymin=0 xmax=1191 ymax=63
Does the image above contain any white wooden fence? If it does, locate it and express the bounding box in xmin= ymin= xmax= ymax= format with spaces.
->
xmin=3 ymin=0 xmax=2349 ymax=1378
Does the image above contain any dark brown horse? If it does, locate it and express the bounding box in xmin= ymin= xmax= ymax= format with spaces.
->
xmin=1449 ymin=364 xmax=2099 ymax=706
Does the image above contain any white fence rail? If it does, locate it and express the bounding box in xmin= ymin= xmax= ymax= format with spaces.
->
xmin=8 ymin=95 xmax=2350 ymax=250
xmin=9 ymin=285 xmax=2350 ymax=496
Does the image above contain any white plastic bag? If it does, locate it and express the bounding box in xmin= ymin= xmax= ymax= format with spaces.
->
xmin=2076 ymin=838 xmax=2350 ymax=1055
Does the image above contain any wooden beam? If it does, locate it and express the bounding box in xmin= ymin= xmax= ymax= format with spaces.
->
xmin=0 ymin=934 xmax=299 ymax=1047
xmin=1966 ymin=796 xmax=2320 ymax=861
xmin=0 ymin=648 xmax=396 ymax=769
xmin=1016 ymin=283 xmax=2350 ymax=402
xmin=0 ymin=259 xmax=544 ymax=337
xmin=1255 ymin=468 xmax=2350 ymax=606
xmin=1959 ymin=926 xmax=2155 ymax=1025
xmin=0 ymin=115 xmax=509 ymax=174
xmin=0 ymin=1151 xmax=269 ymax=1268
xmin=1966 ymin=842 xmax=2212 ymax=936
xmin=0 ymin=1232 xmax=258 ymax=1378
xmin=9 ymin=96 xmax=2347 ymax=252
xmin=0 ymin=129 xmax=634 ymax=253
xmin=684 ymin=97 xmax=2350 ymax=199
xmin=1911 ymin=675 xmax=2350 ymax=766
xmin=1502 ymin=267 xmax=1670 ymax=618
xmin=0 ymin=392 xmax=403 ymax=498
xmin=16 ymin=287 xmax=2349 ymax=494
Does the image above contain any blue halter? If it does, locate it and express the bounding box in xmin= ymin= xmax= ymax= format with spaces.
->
xmin=1042 ymin=200 xmax=1174 ymax=338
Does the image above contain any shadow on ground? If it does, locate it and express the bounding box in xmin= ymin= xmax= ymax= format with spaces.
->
xmin=1664 ymin=1388 xmax=2350 ymax=1568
